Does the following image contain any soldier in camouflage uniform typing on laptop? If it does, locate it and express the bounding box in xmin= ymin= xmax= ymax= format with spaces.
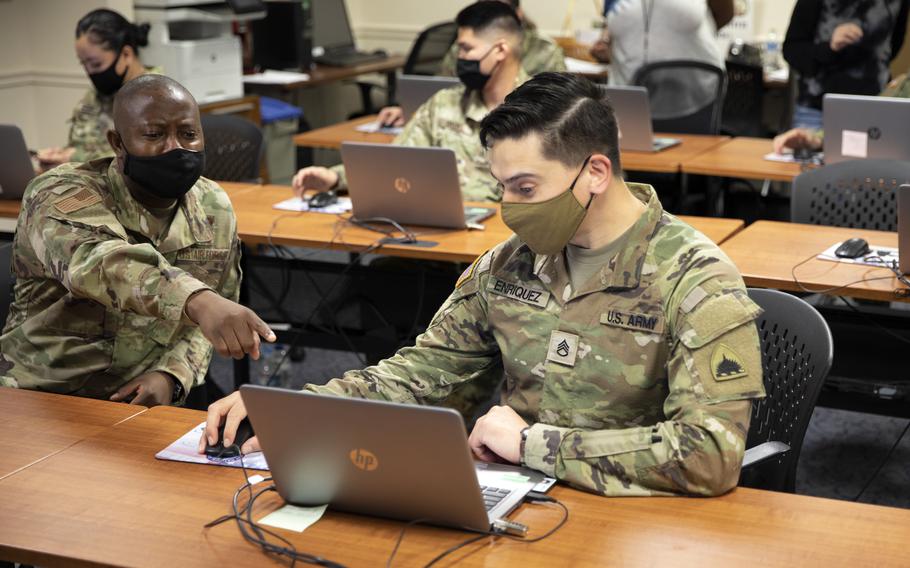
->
xmin=204 ymin=73 xmax=765 ymax=497
xmin=1 ymin=75 xmax=275 ymax=406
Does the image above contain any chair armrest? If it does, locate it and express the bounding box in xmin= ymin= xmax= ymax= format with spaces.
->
xmin=742 ymin=441 xmax=790 ymax=468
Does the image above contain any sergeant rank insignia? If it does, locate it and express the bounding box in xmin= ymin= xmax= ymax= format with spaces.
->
xmin=547 ymin=330 xmax=579 ymax=367
xmin=711 ymin=344 xmax=748 ymax=381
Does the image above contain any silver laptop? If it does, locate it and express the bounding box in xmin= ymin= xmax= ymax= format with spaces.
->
xmin=240 ymin=385 xmax=543 ymax=532
xmin=0 ymin=124 xmax=35 ymax=199
xmin=341 ymin=142 xmax=495 ymax=229
xmin=599 ymin=85 xmax=681 ymax=152
xmin=398 ymin=75 xmax=460 ymax=121
xmin=823 ymin=94 xmax=910 ymax=164
xmin=900 ymin=184 xmax=910 ymax=275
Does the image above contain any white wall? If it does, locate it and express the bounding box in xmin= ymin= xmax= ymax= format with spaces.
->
xmin=348 ymin=0 xmax=799 ymax=52
xmin=0 ymin=0 xmax=133 ymax=149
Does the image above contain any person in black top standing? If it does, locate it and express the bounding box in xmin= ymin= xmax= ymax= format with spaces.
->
xmin=783 ymin=0 xmax=909 ymax=130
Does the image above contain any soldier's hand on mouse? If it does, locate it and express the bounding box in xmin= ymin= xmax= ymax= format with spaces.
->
xmin=292 ymin=167 xmax=339 ymax=199
xmin=110 ymin=371 xmax=176 ymax=407
xmin=773 ymin=128 xmax=823 ymax=155
xmin=377 ymin=105 xmax=405 ymax=127
xmin=185 ymin=290 xmax=276 ymax=360
xmin=198 ymin=391 xmax=261 ymax=454
xmin=468 ymin=405 xmax=528 ymax=464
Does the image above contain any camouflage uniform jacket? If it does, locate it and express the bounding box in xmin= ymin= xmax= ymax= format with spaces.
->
xmin=438 ymin=26 xmax=567 ymax=77
xmin=0 ymin=158 xmax=241 ymax=403
xmin=331 ymin=69 xmax=529 ymax=203
xmin=67 ymin=67 xmax=162 ymax=163
xmin=306 ymin=184 xmax=766 ymax=497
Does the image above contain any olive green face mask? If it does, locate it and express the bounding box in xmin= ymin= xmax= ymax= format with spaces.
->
xmin=501 ymin=156 xmax=594 ymax=256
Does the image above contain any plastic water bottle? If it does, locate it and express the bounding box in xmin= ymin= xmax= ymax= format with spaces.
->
xmin=257 ymin=343 xmax=290 ymax=388
xmin=764 ymin=30 xmax=781 ymax=72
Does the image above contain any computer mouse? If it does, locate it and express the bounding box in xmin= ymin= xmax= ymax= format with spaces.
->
xmin=835 ymin=237 xmax=871 ymax=259
xmin=373 ymin=48 xmax=388 ymax=57
xmin=308 ymin=190 xmax=338 ymax=209
xmin=205 ymin=418 xmax=255 ymax=458
xmin=793 ymin=147 xmax=815 ymax=161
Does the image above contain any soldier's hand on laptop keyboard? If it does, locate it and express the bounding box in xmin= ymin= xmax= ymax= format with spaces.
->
xmin=468 ymin=405 xmax=528 ymax=465
xmin=292 ymin=167 xmax=339 ymax=199
xmin=198 ymin=391 xmax=261 ymax=454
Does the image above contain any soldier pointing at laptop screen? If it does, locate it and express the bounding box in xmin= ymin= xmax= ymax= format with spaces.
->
xmin=203 ymin=72 xmax=764 ymax=497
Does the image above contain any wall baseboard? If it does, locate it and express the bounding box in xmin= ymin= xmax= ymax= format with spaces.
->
xmin=0 ymin=69 xmax=87 ymax=90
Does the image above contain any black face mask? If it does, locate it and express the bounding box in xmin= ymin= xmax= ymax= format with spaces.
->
xmin=89 ymin=51 xmax=127 ymax=96
xmin=456 ymin=44 xmax=499 ymax=91
xmin=122 ymin=146 xmax=206 ymax=200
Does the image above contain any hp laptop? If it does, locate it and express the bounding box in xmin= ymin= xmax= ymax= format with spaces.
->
xmin=0 ymin=125 xmax=35 ymax=199
xmin=341 ymin=142 xmax=496 ymax=229
xmin=312 ymin=0 xmax=386 ymax=67
xmin=240 ymin=386 xmax=543 ymax=532
xmin=900 ymin=184 xmax=910 ymax=276
xmin=599 ymin=85 xmax=681 ymax=152
xmin=398 ymin=75 xmax=460 ymax=121
xmin=823 ymin=94 xmax=910 ymax=164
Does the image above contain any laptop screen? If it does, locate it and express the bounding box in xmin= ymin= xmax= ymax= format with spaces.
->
xmin=313 ymin=0 xmax=356 ymax=51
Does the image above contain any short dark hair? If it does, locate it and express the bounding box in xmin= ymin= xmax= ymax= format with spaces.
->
xmin=456 ymin=1 xmax=522 ymax=37
xmin=480 ymin=72 xmax=623 ymax=175
xmin=76 ymin=9 xmax=150 ymax=56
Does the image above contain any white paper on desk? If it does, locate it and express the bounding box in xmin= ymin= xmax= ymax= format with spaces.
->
xmin=243 ymin=70 xmax=311 ymax=85
xmin=273 ymin=196 xmax=352 ymax=214
xmin=154 ymin=422 xmax=269 ymax=471
xmin=354 ymin=121 xmax=403 ymax=135
xmin=565 ymin=57 xmax=610 ymax=74
xmin=842 ymin=130 xmax=869 ymax=158
xmin=765 ymin=67 xmax=790 ymax=83
xmin=259 ymin=504 xmax=328 ymax=533
xmin=817 ymin=242 xmax=898 ymax=267
xmin=763 ymin=151 xmax=798 ymax=163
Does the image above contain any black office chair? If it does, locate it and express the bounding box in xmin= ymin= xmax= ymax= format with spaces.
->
xmin=791 ymin=159 xmax=910 ymax=231
xmin=353 ymin=21 xmax=457 ymax=116
xmin=0 ymin=242 xmax=13 ymax=328
xmin=739 ymin=288 xmax=834 ymax=493
xmin=200 ymin=114 xmax=264 ymax=183
xmin=632 ymin=59 xmax=727 ymax=135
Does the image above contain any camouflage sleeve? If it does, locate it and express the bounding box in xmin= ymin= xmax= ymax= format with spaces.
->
xmin=393 ymin=94 xmax=436 ymax=150
xmin=305 ymin=252 xmax=500 ymax=404
xmin=437 ymin=43 xmax=458 ymax=77
xmin=544 ymin=46 xmax=567 ymax=72
xmin=67 ymin=90 xmax=111 ymax=163
xmin=330 ymin=163 xmax=348 ymax=190
xmin=30 ymin=185 xmax=211 ymax=323
xmin=522 ymin=257 xmax=765 ymax=497
xmin=147 ymin=236 xmax=242 ymax=402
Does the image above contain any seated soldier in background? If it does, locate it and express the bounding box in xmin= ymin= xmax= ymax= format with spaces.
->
xmin=0 ymin=74 xmax=275 ymax=406
xmin=292 ymin=1 xmax=527 ymax=203
xmin=204 ymin=73 xmax=765 ymax=498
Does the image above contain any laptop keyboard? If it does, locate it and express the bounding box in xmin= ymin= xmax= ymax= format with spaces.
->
xmin=479 ymin=485 xmax=512 ymax=511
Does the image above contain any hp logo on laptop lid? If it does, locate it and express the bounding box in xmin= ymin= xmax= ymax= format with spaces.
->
xmin=350 ymin=448 xmax=379 ymax=471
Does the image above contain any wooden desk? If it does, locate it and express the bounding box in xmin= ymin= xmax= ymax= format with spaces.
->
xmin=0 ymin=388 xmax=145 ymax=481
xmin=720 ymin=221 xmax=908 ymax=302
xmin=244 ymin=56 xmax=407 ymax=92
xmin=2 ymin=405 xmax=909 ymax=568
xmin=221 ymin=183 xmax=744 ymax=264
xmin=293 ymin=114 xmax=396 ymax=150
xmin=682 ymin=137 xmax=805 ymax=182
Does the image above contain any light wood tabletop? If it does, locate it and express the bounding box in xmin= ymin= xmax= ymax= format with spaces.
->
xmin=0 ymin=199 xmax=21 ymax=218
xmin=244 ymin=55 xmax=407 ymax=91
xmin=622 ymin=134 xmax=731 ymax=174
xmin=0 ymin=388 xmax=145 ymax=481
xmin=293 ymin=114 xmax=397 ymax=150
xmin=1 ymin=403 xmax=909 ymax=568
xmin=720 ymin=220 xmax=909 ymax=302
xmin=221 ymin=182 xmax=745 ymax=264
xmin=681 ymin=137 xmax=807 ymax=182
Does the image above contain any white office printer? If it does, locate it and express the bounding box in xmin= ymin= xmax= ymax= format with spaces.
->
xmin=134 ymin=0 xmax=265 ymax=103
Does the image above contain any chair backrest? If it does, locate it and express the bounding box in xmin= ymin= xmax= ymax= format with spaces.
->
xmin=722 ymin=60 xmax=765 ymax=137
xmin=741 ymin=288 xmax=833 ymax=493
xmin=632 ymin=59 xmax=727 ymax=135
xmin=404 ymin=21 xmax=458 ymax=76
xmin=200 ymin=114 xmax=263 ymax=183
xmin=791 ymin=159 xmax=910 ymax=231
xmin=0 ymin=242 xmax=13 ymax=328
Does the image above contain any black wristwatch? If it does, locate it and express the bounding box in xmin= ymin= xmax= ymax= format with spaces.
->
xmin=519 ymin=426 xmax=531 ymax=465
